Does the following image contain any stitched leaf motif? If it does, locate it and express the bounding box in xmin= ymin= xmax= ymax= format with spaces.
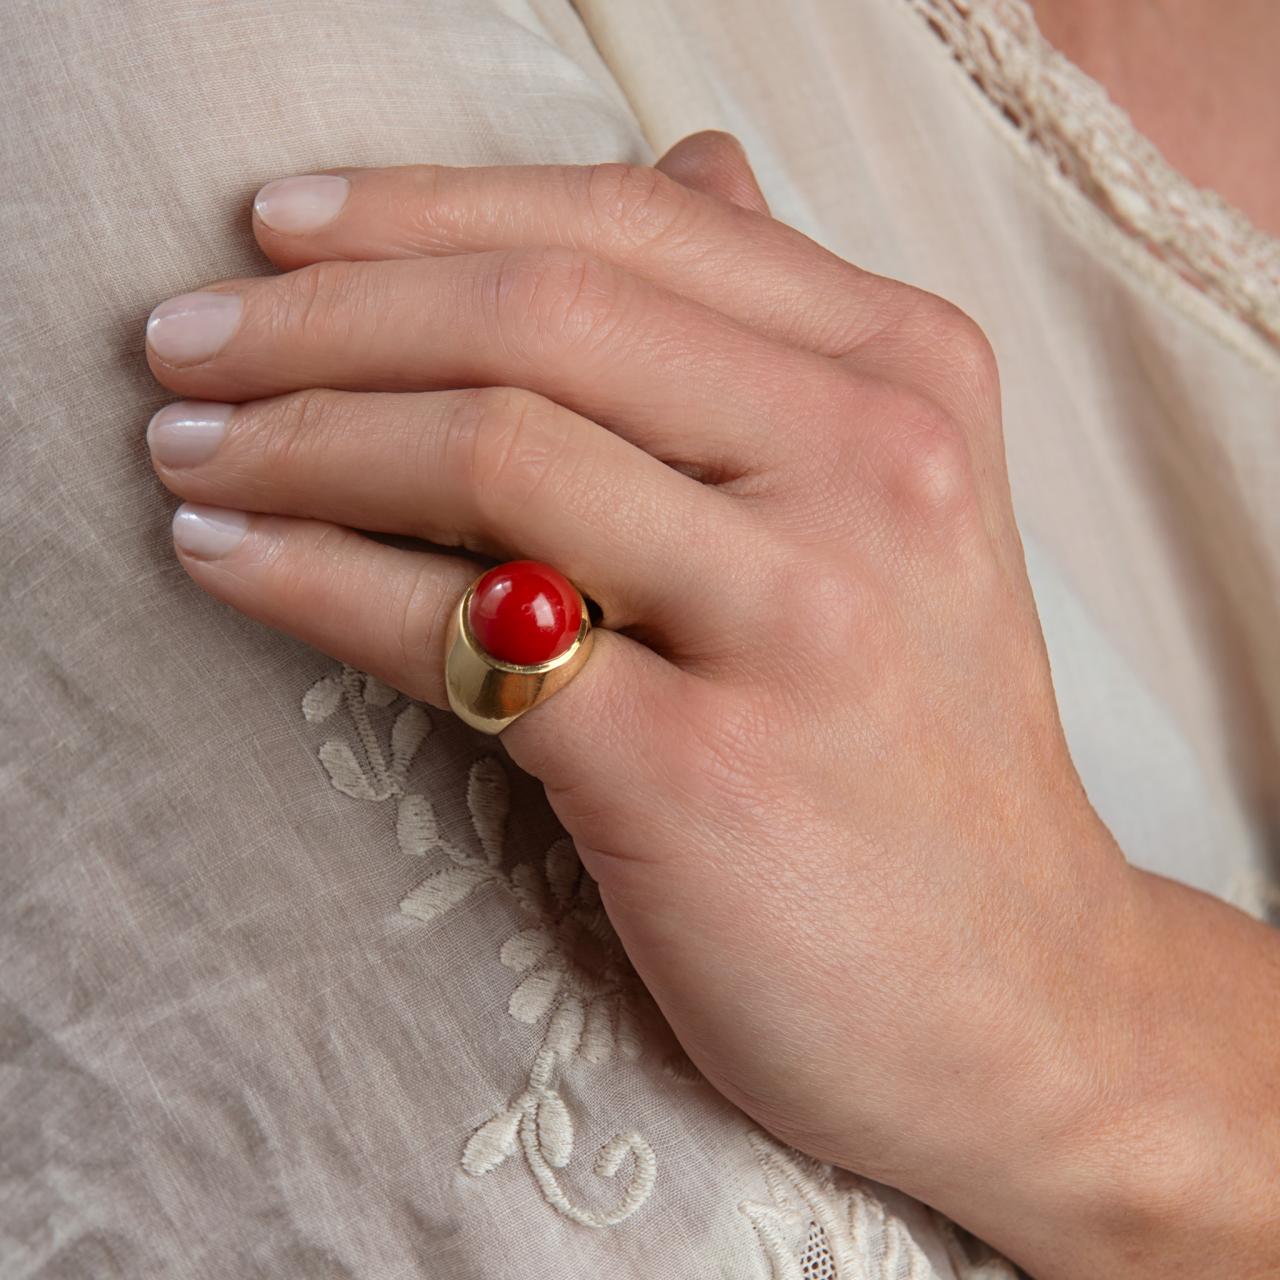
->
xmin=301 ymin=675 xmax=343 ymax=723
xmin=467 ymin=756 xmax=508 ymax=866
xmin=319 ymin=738 xmax=378 ymax=800
xmin=545 ymin=836 xmax=580 ymax=905
xmin=400 ymin=864 xmax=494 ymax=923
xmin=581 ymin=999 xmax=616 ymax=1065
xmin=396 ymin=794 xmax=438 ymax=858
xmin=537 ymin=1093 xmax=574 ymax=1169
xmin=509 ymin=966 xmax=563 ymax=1023
xmin=390 ymin=704 xmax=431 ymax=775
xmin=544 ymin=997 xmax=585 ymax=1057
xmin=361 ymin=675 xmax=399 ymax=706
xmin=500 ymin=927 xmax=554 ymax=972
xmin=462 ymin=1106 xmax=521 ymax=1176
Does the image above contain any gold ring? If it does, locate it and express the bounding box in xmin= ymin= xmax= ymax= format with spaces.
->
xmin=443 ymin=559 xmax=594 ymax=734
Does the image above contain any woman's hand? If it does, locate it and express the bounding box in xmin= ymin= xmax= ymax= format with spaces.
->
xmin=142 ymin=134 xmax=1280 ymax=1279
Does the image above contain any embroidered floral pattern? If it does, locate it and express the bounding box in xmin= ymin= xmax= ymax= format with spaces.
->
xmin=304 ymin=664 xmax=1024 ymax=1266
xmin=742 ymin=1135 xmax=934 ymax=1280
xmin=302 ymin=663 xmax=656 ymax=1227
xmin=742 ymin=1134 xmax=1025 ymax=1279
xmin=491 ymin=837 xmax=645 ymax=1067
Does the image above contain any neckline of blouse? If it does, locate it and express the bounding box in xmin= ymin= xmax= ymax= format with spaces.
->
xmin=904 ymin=0 xmax=1280 ymax=364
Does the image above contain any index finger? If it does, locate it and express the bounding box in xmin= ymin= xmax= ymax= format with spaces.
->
xmin=249 ymin=158 xmax=906 ymax=357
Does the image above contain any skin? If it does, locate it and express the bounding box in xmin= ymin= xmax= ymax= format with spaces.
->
xmin=142 ymin=135 xmax=1280 ymax=1278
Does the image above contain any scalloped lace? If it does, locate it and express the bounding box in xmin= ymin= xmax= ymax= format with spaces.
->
xmin=905 ymin=0 xmax=1280 ymax=350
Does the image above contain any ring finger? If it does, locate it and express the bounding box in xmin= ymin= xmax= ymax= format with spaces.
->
xmin=163 ymin=503 xmax=690 ymax=807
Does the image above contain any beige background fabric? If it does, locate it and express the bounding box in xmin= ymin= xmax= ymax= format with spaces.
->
xmin=2 ymin=1 xmax=1276 ymax=1277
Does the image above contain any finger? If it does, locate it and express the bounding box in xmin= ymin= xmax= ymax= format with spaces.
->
xmin=144 ymin=250 xmax=850 ymax=481
xmin=655 ymin=130 xmax=770 ymax=214
xmin=168 ymin=502 xmax=687 ymax=798
xmin=247 ymin=157 xmax=914 ymax=360
xmin=147 ymin=388 xmax=753 ymax=648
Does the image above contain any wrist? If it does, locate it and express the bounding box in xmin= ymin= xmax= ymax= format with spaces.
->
xmin=927 ymin=860 xmax=1280 ymax=1279
xmin=1079 ymin=868 xmax=1280 ymax=1277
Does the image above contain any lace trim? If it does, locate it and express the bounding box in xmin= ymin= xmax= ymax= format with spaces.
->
xmin=741 ymin=1136 xmax=935 ymax=1279
xmin=904 ymin=0 xmax=1280 ymax=353
xmin=742 ymin=1135 xmax=1024 ymax=1279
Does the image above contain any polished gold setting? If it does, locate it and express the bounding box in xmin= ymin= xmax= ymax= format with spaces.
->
xmin=443 ymin=578 xmax=594 ymax=735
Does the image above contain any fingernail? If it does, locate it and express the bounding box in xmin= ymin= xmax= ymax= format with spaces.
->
xmin=147 ymin=401 xmax=234 ymax=466
xmin=172 ymin=503 xmax=250 ymax=559
xmin=146 ymin=292 xmax=242 ymax=365
xmin=254 ymin=174 xmax=350 ymax=233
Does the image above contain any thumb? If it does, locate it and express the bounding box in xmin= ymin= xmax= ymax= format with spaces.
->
xmin=655 ymin=130 xmax=770 ymax=214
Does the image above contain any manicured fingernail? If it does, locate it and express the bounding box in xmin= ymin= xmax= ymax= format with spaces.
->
xmin=254 ymin=174 xmax=350 ymax=233
xmin=146 ymin=292 xmax=242 ymax=365
xmin=172 ymin=503 xmax=250 ymax=559
xmin=147 ymin=401 xmax=234 ymax=466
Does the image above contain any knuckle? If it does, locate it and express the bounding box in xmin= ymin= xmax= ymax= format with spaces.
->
xmin=921 ymin=296 xmax=1001 ymax=402
xmin=253 ymin=387 xmax=349 ymax=473
xmin=804 ymin=374 xmax=982 ymax=541
xmin=274 ymin=259 xmax=367 ymax=343
xmin=444 ymin=385 xmax=568 ymax=519
xmin=261 ymin=519 xmax=353 ymax=599
xmin=398 ymin=166 xmax=453 ymax=244
xmin=581 ymin=162 xmax=689 ymax=246
xmin=271 ymin=263 xmax=327 ymax=336
xmin=489 ymin=246 xmax=627 ymax=354
xmin=881 ymin=403 xmax=976 ymax=530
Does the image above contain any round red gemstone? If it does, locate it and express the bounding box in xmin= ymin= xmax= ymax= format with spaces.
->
xmin=467 ymin=560 xmax=583 ymax=665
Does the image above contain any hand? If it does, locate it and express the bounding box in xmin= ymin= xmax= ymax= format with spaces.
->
xmin=143 ymin=134 xmax=1280 ymax=1278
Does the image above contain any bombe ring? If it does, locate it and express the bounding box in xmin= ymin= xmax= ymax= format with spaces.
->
xmin=443 ymin=559 xmax=594 ymax=735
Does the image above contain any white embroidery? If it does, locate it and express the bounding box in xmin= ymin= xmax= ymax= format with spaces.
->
xmin=742 ymin=1134 xmax=1024 ymax=1279
xmin=302 ymin=664 xmax=657 ymax=1227
xmin=304 ymin=664 xmax=1021 ymax=1261
xmin=742 ymin=1135 xmax=934 ymax=1280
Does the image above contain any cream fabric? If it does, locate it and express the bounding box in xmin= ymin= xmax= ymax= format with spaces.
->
xmin=1 ymin=2 xmax=1275 ymax=1278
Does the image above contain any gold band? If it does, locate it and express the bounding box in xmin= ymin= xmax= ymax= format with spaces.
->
xmin=443 ymin=577 xmax=594 ymax=735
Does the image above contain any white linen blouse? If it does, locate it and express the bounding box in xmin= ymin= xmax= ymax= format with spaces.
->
xmin=1 ymin=1 xmax=1275 ymax=1276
